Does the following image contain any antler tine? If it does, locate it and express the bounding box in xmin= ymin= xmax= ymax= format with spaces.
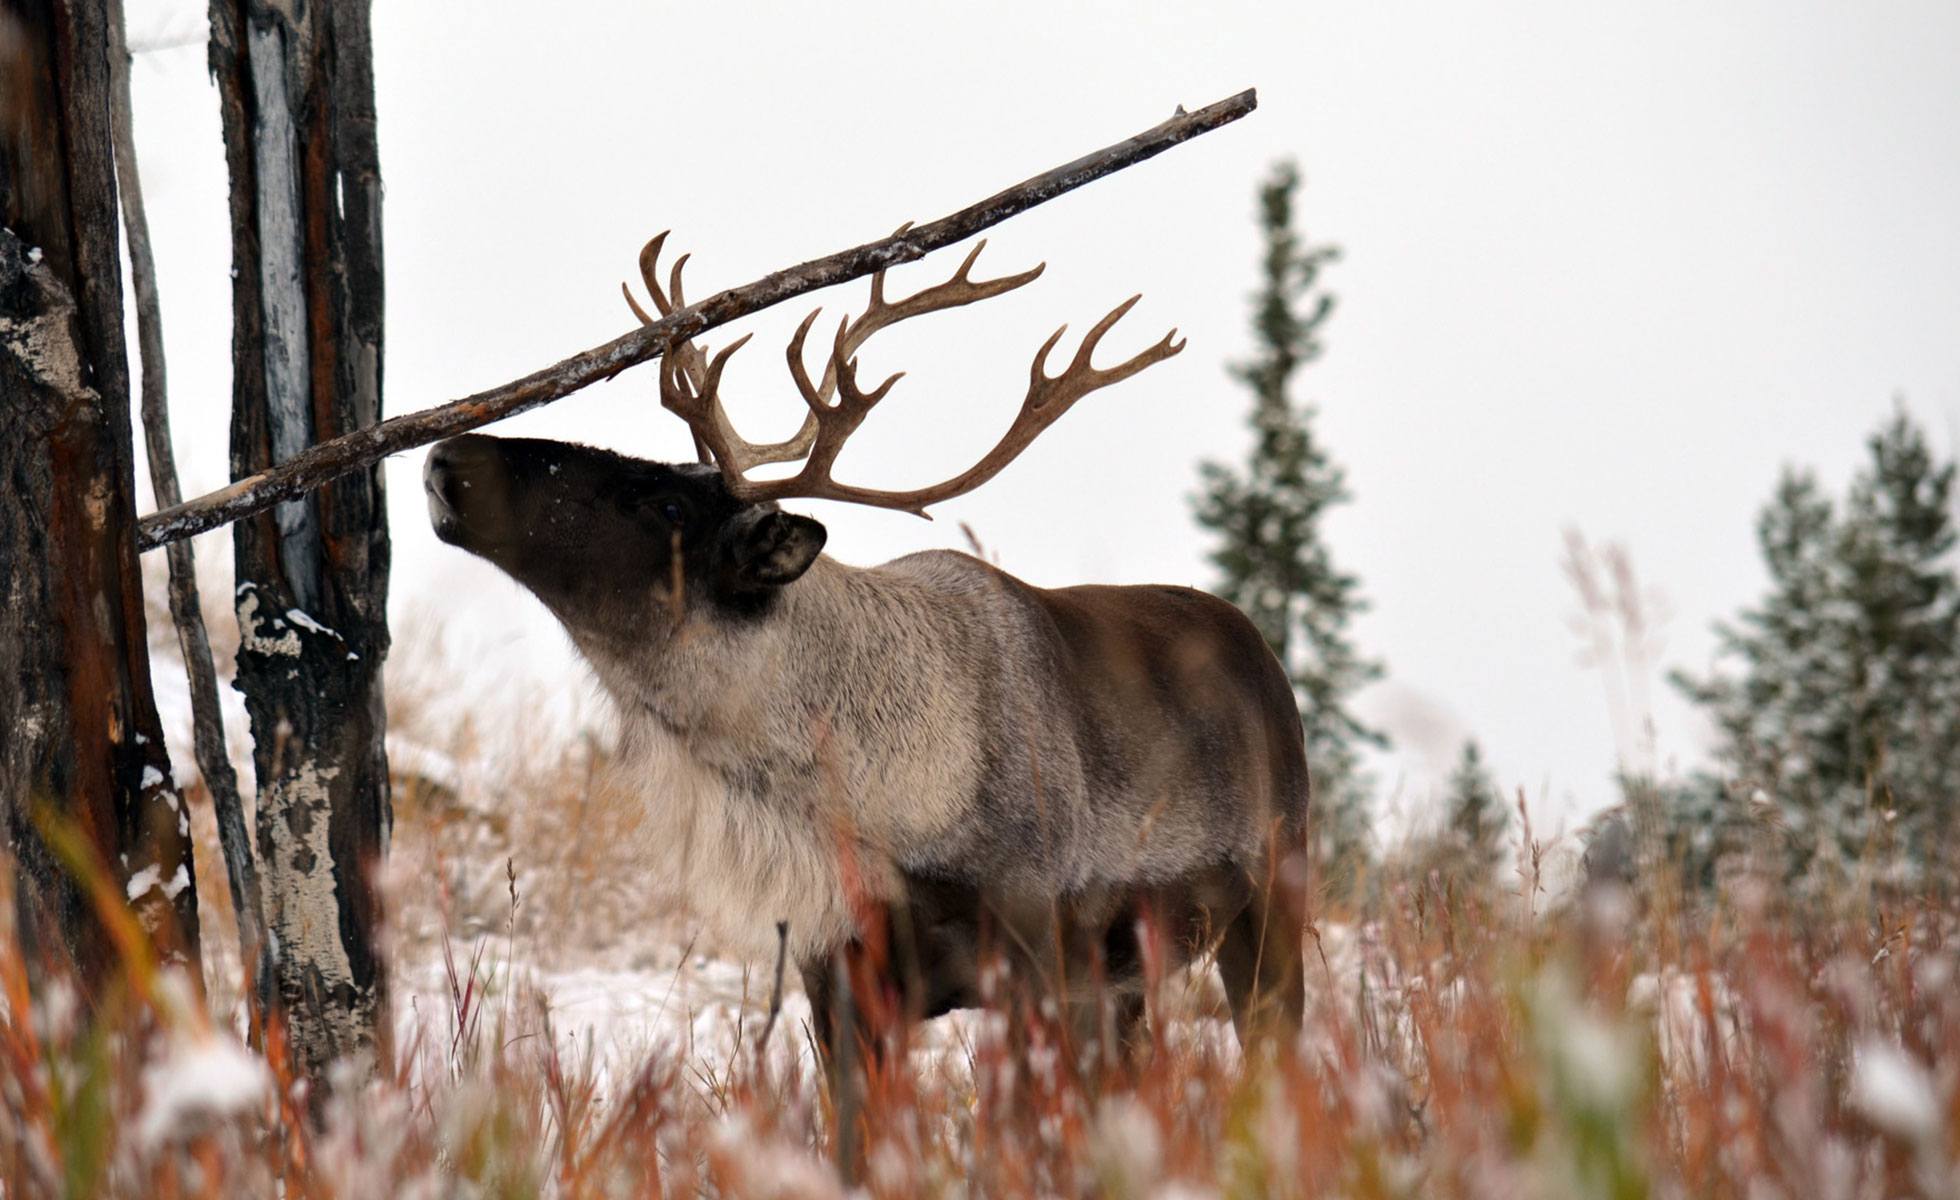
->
xmin=630 ymin=233 xmax=823 ymax=474
xmin=634 ymin=234 xmax=1177 ymax=517
xmin=659 ymin=332 xmax=751 ymax=422
xmin=786 ymin=309 xmax=828 ymax=416
xmin=659 ymin=333 xmax=757 ymax=473
xmin=668 ymin=252 xmax=690 ymax=311
xmin=848 ymin=241 xmax=1046 ymax=350
xmin=742 ymin=292 xmax=1181 ymax=518
xmin=630 ymin=233 xmax=717 ymax=463
xmin=865 ymin=221 xmax=916 ymax=312
xmin=828 ymin=313 xmax=906 ymax=418
xmin=1029 ymin=294 xmax=1186 ymax=411
xmin=780 ymin=317 xmax=908 ymax=486
xmin=697 ymin=333 xmax=749 ymax=395
xmin=637 ymin=233 xmax=673 ymax=312
xmin=794 ymin=240 xmax=1047 ymax=405
xmin=621 ymin=281 xmax=657 ymax=327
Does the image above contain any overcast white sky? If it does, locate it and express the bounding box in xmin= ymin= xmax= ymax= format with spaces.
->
xmin=123 ymin=1 xmax=1960 ymax=834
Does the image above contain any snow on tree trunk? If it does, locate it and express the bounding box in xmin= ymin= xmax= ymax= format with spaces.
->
xmin=210 ymin=0 xmax=391 ymax=1086
xmin=1 ymin=0 xmax=200 ymax=982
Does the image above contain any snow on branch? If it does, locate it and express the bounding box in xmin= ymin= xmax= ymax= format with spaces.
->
xmin=137 ymin=89 xmax=1258 ymax=551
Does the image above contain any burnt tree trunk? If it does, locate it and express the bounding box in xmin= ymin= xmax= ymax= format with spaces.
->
xmin=0 ymin=0 xmax=200 ymax=981
xmin=209 ymin=0 xmax=390 ymax=1080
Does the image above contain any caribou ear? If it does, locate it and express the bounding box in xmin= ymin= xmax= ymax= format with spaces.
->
xmin=725 ymin=509 xmax=826 ymax=590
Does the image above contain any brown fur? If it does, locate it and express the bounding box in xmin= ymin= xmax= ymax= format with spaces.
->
xmin=424 ymin=433 xmax=1311 ymax=1058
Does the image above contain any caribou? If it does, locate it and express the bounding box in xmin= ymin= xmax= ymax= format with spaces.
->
xmin=423 ymin=236 xmax=1310 ymax=1070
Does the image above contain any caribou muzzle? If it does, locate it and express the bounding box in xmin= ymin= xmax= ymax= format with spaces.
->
xmin=424 ymin=435 xmax=511 ymax=548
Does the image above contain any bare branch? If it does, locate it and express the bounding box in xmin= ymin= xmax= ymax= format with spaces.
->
xmin=109 ymin=0 xmax=267 ymax=994
xmin=137 ymin=88 xmax=1258 ymax=550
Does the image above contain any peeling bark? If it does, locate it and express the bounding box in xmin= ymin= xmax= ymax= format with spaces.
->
xmin=1 ymin=0 xmax=200 ymax=984
xmin=211 ymin=0 xmax=390 ymax=1087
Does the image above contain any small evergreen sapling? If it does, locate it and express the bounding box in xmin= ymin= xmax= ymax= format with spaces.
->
xmin=1444 ymin=740 xmax=1509 ymax=886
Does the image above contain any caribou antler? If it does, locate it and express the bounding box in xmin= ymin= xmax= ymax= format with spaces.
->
xmin=628 ymin=233 xmax=1182 ymax=518
xmin=625 ymin=232 xmax=820 ymax=470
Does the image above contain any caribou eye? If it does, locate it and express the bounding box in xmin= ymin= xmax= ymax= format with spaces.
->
xmin=660 ymin=501 xmax=685 ymax=526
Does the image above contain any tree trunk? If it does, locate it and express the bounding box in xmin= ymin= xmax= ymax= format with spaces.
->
xmin=0 ymin=0 xmax=200 ymax=983
xmin=209 ymin=0 xmax=390 ymax=1083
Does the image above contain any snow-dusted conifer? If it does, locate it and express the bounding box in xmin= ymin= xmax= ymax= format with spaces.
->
xmin=1193 ymin=162 xmax=1386 ymax=899
xmin=1674 ymin=408 xmax=1960 ymax=889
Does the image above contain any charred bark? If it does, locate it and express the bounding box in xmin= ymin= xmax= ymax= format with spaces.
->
xmin=110 ymin=0 xmax=267 ymax=1008
xmin=210 ymin=0 xmax=390 ymax=1083
xmin=0 ymin=0 xmax=200 ymax=982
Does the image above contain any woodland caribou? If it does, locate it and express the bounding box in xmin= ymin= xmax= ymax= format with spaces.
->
xmin=423 ymin=236 xmax=1310 ymax=1066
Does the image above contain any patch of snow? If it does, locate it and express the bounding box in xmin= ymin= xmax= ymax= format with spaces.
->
xmin=1628 ymin=970 xmax=1737 ymax=1078
xmin=1153 ymin=1186 xmax=1223 ymax=1200
xmin=285 ymin=607 xmax=340 ymax=639
xmin=1850 ymin=1038 xmax=1940 ymax=1141
xmin=127 ymin=864 xmax=163 ymax=901
xmin=1094 ymin=1095 xmax=1165 ymax=1193
xmin=141 ymin=765 xmax=166 ymax=790
xmin=137 ymin=1034 xmax=271 ymax=1147
xmin=710 ymin=1111 xmax=843 ymax=1199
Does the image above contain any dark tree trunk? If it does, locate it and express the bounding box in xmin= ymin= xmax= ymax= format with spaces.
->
xmin=209 ymin=0 xmax=390 ymax=1082
xmin=0 ymin=0 xmax=200 ymax=982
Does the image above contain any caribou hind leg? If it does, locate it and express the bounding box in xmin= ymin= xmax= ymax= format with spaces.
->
xmin=1214 ymin=879 xmax=1306 ymax=1048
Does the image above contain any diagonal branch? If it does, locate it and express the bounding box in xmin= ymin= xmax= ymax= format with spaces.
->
xmin=137 ymin=88 xmax=1258 ymax=551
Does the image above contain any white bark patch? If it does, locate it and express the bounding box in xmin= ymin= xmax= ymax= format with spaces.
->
xmin=262 ymin=759 xmax=362 ymax=1011
xmin=0 ymin=257 xmax=91 ymax=404
xmin=236 ymin=587 xmax=301 ymax=658
xmin=246 ymin=18 xmax=323 ymax=611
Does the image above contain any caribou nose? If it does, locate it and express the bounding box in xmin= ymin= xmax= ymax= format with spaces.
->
xmin=426 ymin=434 xmax=496 ymax=480
xmin=424 ymin=435 xmax=495 ymax=499
xmin=425 ymin=435 xmax=504 ymax=538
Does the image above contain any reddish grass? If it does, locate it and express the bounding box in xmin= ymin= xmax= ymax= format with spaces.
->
xmin=3 ymin=815 xmax=1956 ymax=1199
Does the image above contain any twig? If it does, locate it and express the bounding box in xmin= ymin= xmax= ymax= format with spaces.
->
xmin=137 ymin=89 xmax=1258 ymax=550
xmin=109 ymin=0 xmax=269 ymax=1005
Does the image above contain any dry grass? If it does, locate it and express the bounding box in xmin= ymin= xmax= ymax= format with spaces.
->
xmin=4 ymin=769 xmax=1957 ymax=1198
xmin=19 ymin=555 xmax=1955 ymax=1195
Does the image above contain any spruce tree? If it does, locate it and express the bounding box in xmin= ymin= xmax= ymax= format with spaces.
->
xmin=1193 ymin=161 xmax=1386 ymax=898
xmin=1673 ymin=408 xmax=1960 ymax=889
xmin=1836 ymin=412 xmax=1960 ymax=879
xmin=1443 ymin=740 xmax=1508 ymax=885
